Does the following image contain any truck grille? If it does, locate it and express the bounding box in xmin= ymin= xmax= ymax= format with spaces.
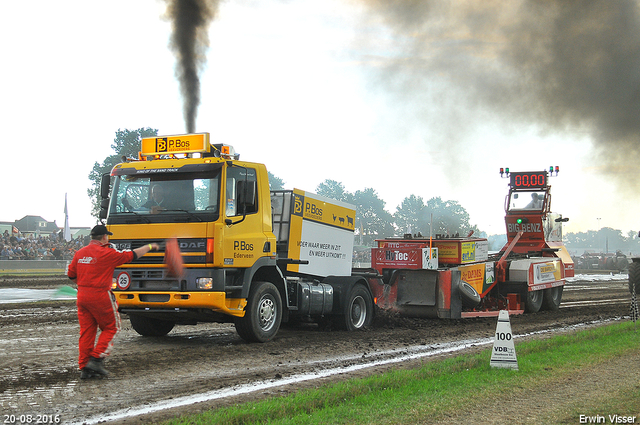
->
xmin=131 ymin=270 xmax=164 ymax=279
xmin=134 ymin=255 xmax=207 ymax=265
xmin=112 ymin=238 xmax=208 ymax=265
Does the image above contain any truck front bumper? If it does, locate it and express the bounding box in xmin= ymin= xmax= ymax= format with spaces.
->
xmin=114 ymin=291 xmax=247 ymax=317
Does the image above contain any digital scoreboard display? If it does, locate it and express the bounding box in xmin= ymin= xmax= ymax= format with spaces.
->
xmin=509 ymin=171 xmax=547 ymax=189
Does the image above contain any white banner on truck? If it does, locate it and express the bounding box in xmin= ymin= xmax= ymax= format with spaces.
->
xmin=286 ymin=189 xmax=355 ymax=277
xmin=297 ymin=220 xmax=354 ymax=276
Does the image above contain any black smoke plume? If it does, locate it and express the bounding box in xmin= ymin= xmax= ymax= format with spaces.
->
xmin=165 ymin=0 xmax=219 ymax=133
xmin=358 ymin=0 xmax=640 ymax=193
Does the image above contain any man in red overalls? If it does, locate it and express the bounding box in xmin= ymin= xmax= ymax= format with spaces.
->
xmin=67 ymin=225 xmax=159 ymax=379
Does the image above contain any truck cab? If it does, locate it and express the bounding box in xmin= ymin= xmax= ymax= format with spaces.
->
xmin=100 ymin=133 xmax=374 ymax=342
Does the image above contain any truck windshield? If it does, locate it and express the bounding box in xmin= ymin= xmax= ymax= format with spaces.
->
xmin=107 ymin=171 xmax=221 ymax=224
xmin=508 ymin=190 xmax=545 ymax=211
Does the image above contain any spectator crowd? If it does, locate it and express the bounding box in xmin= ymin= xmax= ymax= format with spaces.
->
xmin=2 ymin=229 xmax=376 ymax=264
xmin=1 ymin=230 xmax=89 ymax=261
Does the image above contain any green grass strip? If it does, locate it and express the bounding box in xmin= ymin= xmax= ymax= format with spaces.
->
xmin=162 ymin=321 xmax=640 ymax=425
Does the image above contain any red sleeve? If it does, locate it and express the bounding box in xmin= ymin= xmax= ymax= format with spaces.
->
xmin=103 ymin=247 xmax=135 ymax=269
xmin=67 ymin=252 xmax=78 ymax=279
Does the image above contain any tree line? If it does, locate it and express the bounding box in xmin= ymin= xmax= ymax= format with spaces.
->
xmin=88 ymin=129 xmax=640 ymax=254
xmin=89 ymin=129 xmax=482 ymax=247
xmin=564 ymin=228 xmax=640 ymax=256
xmin=305 ymin=180 xmax=480 ymax=246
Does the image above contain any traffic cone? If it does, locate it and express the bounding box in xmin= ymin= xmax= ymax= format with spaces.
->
xmin=490 ymin=310 xmax=519 ymax=370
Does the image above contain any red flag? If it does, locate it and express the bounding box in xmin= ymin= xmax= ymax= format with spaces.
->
xmin=164 ymin=238 xmax=184 ymax=279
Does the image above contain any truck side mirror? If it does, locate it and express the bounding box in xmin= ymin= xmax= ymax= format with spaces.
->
xmin=100 ymin=173 xmax=111 ymax=199
xmin=99 ymin=174 xmax=111 ymax=220
xmin=98 ymin=196 xmax=110 ymax=220
xmin=237 ymin=180 xmax=256 ymax=210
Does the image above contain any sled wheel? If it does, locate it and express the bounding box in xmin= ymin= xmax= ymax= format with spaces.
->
xmin=542 ymin=286 xmax=563 ymax=311
xmin=524 ymin=289 xmax=543 ymax=313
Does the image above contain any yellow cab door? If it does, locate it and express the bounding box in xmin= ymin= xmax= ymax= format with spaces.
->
xmin=219 ymin=164 xmax=268 ymax=269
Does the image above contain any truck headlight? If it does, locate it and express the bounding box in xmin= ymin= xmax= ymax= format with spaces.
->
xmin=196 ymin=277 xmax=214 ymax=290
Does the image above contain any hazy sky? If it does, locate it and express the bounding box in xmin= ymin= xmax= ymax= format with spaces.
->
xmin=1 ymin=0 xmax=638 ymax=237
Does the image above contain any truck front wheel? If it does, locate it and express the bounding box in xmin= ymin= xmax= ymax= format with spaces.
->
xmin=128 ymin=314 xmax=175 ymax=336
xmin=234 ymin=281 xmax=282 ymax=343
xmin=340 ymin=284 xmax=374 ymax=331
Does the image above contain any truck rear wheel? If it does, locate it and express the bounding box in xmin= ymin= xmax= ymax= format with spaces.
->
xmin=234 ymin=281 xmax=282 ymax=343
xmin=524 ymin=289 xmax=543 ymax=313
xmin=629 ymin=261 xmax=640 ymax=295
xmin=340 ymin=284 xmax=374 ymax=331
xmin=128 ymin=315 xmax=175 ymax=336
xmin=542 ymin=286 xmax=563 ymax=311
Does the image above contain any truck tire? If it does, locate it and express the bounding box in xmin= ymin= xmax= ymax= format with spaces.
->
xmin=339 ymin=284 xmax=374 ymax=331
xmin=459 ymin=281 xmax=481 ymax=308
xmin=542 ymin=286 xmax=563 ymax=311
xmin=128 ymin=315 xmax=175 ymax=337
xmin=234 ymin=281 xmax=282 ymax=343
xmin=629 ymin=261 xmax=640 ymax=295
xmin=524 ymin=289 xmax=543 ymax=313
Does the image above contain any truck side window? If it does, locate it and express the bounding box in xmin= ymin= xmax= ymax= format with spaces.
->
xmin=226 ymin=167 xmax=258 ymax=217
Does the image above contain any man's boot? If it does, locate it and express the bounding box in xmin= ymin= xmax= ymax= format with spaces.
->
xmin=80 ymin=368 xmax=98 ymax=379
xmin=85 ymin=357 xmax=109 ymax=376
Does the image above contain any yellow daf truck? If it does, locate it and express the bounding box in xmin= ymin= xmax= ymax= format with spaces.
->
xmin=99 ymin=133 xmax=375 ymax=342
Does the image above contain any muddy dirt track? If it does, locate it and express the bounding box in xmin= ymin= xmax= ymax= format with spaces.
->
xmin=0 ymin=274 xmax=634 ymax=424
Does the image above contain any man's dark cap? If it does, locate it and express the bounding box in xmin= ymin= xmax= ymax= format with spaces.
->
xmin=90 ymin=225 xmax=113 ymax=236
